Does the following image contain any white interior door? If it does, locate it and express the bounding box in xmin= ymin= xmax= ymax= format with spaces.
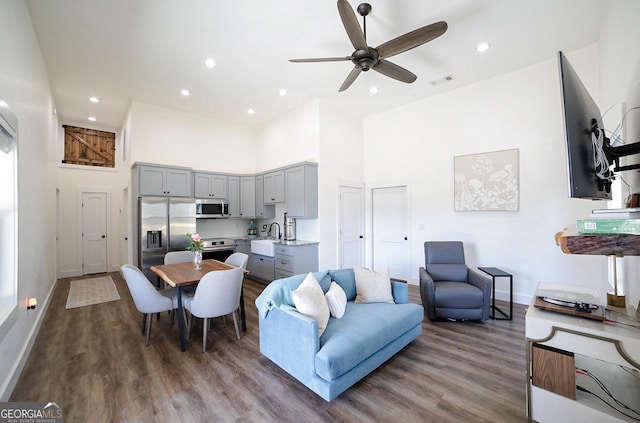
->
xmin=82 ymin=192 xmax=107 ymax=274
xmin=372 ymin=186 xmax=410 ymax=281
xmin=339 ymin=185 xmax=364 ymax=269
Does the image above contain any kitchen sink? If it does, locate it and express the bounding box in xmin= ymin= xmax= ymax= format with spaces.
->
xmin=251 ymin=239 xmax=278 ymax=257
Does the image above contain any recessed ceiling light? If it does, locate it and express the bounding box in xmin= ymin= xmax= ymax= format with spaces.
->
xmin=279 ymin=89 xmax=287 ymax=96
xmin=369 ymin=87 xmax=378 ymax=94
xmin=88 ymin=116 xmax=97 ymax=122
xmin=181 ymin=89 xmax=190 ymax=96
xmin=205 ymin=58 xmax=216 ymax=68
xmin=89 ymin=96 xmax=99 ymax=103
xmin=247 ymin=109 xmax=255 ymax=115
xmin=477 ymin=42 xmax=490 ymax=53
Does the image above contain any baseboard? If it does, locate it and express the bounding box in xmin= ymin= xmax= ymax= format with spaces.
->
xmin=494 ymin=289 xmax=530 ymax=306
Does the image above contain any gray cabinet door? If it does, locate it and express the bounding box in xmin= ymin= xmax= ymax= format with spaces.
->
xmin=263 ymin=170 xmax=285 ymax=203
xmin=210 ymin=174 xmax=228 ymax=198
xmin=165 ymin=168 xmax=191 ymax=197
xmin=139 ymin=166 xmax=167 ymax=196
xmin=228 ymin=176 xmax=240 ymax=217
xmin=249 ymin=254 xmax=275 ymax=282
xmin=285 ymin=164 xmax=318 ymax=218
xmin=240 ymin=176 xmax=256 ymax=218
xmin=193 ymin=173 xmax=211 ymax=198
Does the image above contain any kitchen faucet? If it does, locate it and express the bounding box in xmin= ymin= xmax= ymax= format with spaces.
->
xmin=268 ymin=222 xmax=281 ymax=239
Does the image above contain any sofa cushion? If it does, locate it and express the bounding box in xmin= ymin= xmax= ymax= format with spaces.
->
xmin=315 ymin=302 xmax=423 ymax=382
xmin=354 ymin=267 xmax=394 ymax=304
xmin=255 ymin=270 xmax=331 ymax=318
xmin=329 ymin=268 xmax=356 ymax=301
xmin=325 ymin=282 xmax=347 ymax=319
xmin=292 ymin=273 xmax=330 ymax=336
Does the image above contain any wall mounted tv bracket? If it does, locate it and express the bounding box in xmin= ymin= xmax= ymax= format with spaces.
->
xmin=598 ymin=118 xmax=640 ymax=172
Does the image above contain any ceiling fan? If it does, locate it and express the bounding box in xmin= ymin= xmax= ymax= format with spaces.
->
xmin=290 ymin=0 xmax=448 ymax=92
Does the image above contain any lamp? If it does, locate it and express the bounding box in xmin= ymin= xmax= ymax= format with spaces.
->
xmin=607 ymin=255 xmax=626 ymax=308
xmin=27 ymin=297 xmax=37 ymax=310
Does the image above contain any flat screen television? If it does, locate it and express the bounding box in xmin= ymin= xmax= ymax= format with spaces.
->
xmin=558 ymin=51 xmax=612 ymax=200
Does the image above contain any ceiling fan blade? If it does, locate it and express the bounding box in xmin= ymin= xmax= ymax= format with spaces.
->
xmin=338 ymin=66 xmax=362 ymax=92
xmin=373 ymin=59 xmax=417 ymax=83
xmin=289 ymin=57 xmax=351 ymax=63
xmin=376 ymin=21 xmax=448 ymax=59
xmin=337 ymin=0 xmax=367 ymax=51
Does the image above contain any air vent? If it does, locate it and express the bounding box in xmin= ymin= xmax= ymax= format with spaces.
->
xmin=429 ymin=75 xmax=453 ymax=86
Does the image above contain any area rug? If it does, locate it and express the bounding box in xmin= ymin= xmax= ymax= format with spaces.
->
xmin=65 ymin=275 xmax=120 ymax=309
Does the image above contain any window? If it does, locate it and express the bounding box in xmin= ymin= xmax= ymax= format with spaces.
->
xmin=62 ymin=125 xmax=115 ymax=168
xmin=0 ymin=100 xmax=18 ymax=341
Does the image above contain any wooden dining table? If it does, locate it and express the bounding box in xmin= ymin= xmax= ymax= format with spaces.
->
xmin=150 ymin=259 xmax=247 ymax=352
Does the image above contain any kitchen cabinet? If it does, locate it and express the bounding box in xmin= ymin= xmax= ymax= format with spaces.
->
xmin=240 ymin=176 xmax=256 ymax=218
xmin=248 ymin=253 xmax=275 ymax=283
xmin=136 ymin=164 xmax=191 ymax=197
xmin=235 ymin=239 xmax=251 ymax=255
xmin=228 ymin=176 xmax=240 ymax=217
xmin=263 ymin=170 xmax=285 ymax=204
xmin=193 ymin=172 xmax=228 ymax=199
xmin=255 ymin=175 xmax=275 ymax=219
xmin=274 ymin=242 xmax=319 ymax=279
xmin=285 ymin=164 xmax=318 ymax=218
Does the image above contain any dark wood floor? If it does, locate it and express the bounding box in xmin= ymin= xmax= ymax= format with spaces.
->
xmin=11 ymin=272 xmax=527 ymax=422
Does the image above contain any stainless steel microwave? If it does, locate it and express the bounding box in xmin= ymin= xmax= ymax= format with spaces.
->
xmin=195 ymin=199 xmax=228 ymax=218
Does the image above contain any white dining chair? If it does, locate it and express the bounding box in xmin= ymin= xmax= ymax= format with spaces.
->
xmin=182 ymin=266 xmax=244 ymax=352
xmin=164 ymin=250 xmax=194 ymax=265
xmin=225 ymin=252 xmax=248 ymax=270
xmin=121 ymin=264 xmax=178 ymax=346
xmin=225 ymin=252 xmax=249 ymax=330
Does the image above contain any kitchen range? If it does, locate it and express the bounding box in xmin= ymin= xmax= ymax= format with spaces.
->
xmin=200 ymin=238 xmax=236 ymax=261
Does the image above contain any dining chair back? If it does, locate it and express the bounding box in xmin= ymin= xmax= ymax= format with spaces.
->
xmin=121 ymin=264 xmax=178 ymax=345
xmin=164 ymin=250 xmax=194 ymax=265
xmin=182 ymin=266 xmax=244 ymax=352
xmin=225 ymin=252 xmax=248 ymax=270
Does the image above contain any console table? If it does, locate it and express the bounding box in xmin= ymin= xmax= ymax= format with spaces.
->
xmin=524 ymin=227 xmax=640 ymax=421
xmin=478 ymin=267 xmax=513 ymax=320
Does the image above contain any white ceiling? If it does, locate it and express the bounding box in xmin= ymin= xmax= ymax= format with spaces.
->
xmin=26 ymin=0 xmax=609 ymax=131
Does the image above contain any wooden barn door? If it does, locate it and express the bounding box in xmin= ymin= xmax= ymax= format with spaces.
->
xmin=63 ymin=125 xmax=115 ymax=168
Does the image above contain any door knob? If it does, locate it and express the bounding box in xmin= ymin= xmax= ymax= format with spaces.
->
xmin=102 ymin=235 xmax=106 ymax=238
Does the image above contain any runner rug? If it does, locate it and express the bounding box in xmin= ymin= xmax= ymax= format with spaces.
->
xmin=65 ymin=275 xmax=120 ymax=309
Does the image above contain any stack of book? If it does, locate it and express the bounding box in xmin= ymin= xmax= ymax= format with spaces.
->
xmin=577 ymin=207 xmax=640 ymax=235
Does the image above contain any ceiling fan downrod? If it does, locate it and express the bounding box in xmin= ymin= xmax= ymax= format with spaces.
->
xmin=357 ymin=3 xmax=372 ymax=42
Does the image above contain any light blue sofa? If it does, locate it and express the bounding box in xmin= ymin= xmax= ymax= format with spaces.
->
xmin=255 ymin=268 xmax=424 ymax=401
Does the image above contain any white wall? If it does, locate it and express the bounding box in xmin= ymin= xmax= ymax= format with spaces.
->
xmin=128 ymin=101 xmax=258 ymax=173
xmin=317 ymin=102 xmax=364 ymax=269
xmin=599 ymin=0 xmax=640 ymax=308
xmin=0 ymin=1 xmax=58 ymax=400
xmin=363 ymin=46 xmax=607 ymax=304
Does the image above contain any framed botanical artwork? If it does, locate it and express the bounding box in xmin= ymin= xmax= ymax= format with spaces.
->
xmin=454 ymin=148 xmax=519 ymax=211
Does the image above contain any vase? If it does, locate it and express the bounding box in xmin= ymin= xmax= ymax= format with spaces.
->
xmin=193 ymin=250 xmax=203 ymax=270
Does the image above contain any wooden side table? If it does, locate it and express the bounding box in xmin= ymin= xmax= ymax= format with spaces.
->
xmin=478 ymin=266 xmax=513 ymax=320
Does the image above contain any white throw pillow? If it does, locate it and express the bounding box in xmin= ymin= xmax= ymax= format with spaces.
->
xmin=325 ymin=282 xmax=347 ymax=319
xmin=354 ymin=267 xmax=395 ymax=304
xmin=292 ymin=273 xmax=330 ymax=336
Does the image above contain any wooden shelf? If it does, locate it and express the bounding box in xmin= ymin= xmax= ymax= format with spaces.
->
xmin=555 ymin=226 xmax=640 ymax=256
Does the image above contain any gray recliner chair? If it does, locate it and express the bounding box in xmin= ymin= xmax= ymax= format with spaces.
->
xmin=419 ymin=241 xmax=491 ymax=321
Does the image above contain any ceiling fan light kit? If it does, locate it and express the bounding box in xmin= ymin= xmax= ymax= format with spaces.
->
xmin=290 ymin=0 xmax=448 ymax=92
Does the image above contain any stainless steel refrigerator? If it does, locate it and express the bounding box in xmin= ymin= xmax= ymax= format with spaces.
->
xmin=137 ymin=197 xmax=196 ymax=281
